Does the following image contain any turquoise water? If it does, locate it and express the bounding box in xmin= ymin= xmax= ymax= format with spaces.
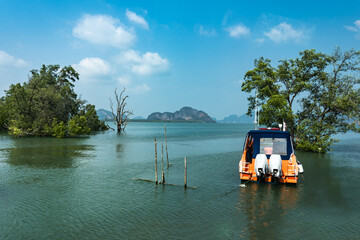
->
xmin=0 ymin=122 xmax=359 ymax=239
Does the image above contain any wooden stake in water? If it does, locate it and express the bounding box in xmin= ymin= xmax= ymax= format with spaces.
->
xmin=165 ymin=124 xmax=169 ymax=168
xmin=184 ymin=156 xmax=187 ymax=189
xmin=154 ymin=137 xmax=158 ymax=185
xmin=161 ymin=143 xmax=165 ymax=183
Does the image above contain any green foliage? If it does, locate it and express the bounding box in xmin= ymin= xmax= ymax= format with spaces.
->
xmin=78 ymin=104 xmax=105 ymax=131
xmin=1 ymin=64 xmax=107 ymax=137
xmin=53 ymin=121 xmax=67 ymax=138
xmin=242 ymin=48 xmax=360 ymax=153
xmin=68 ymin=115 xmax=91 ymax=137
xmin=0 ymin=97 xmax=9 ymax=130
xmin=8 ymin=120 xmax=27 ymax=136
xmin=295 ymin=120 xmax=338 ymax=153
xmin=99 ymin=120 xmax=108 ymax=131
xmin=260 ymin=94 xmax=293 ymax=128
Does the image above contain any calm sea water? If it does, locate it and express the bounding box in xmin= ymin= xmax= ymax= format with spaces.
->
xmin=0 ymin=122 xmax=359 ymax=239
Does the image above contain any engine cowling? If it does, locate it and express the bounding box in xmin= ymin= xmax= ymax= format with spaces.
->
xmin=297 ymin=161 xmax=304 ymax=174
xmin=254 ymin=154 xmax=268 ymax=177
xmin=269 ymin=154 xmax=282 ymax=178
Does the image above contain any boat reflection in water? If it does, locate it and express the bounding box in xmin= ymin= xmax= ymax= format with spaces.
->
xmin=236 ymin=183 xmax=301 ymax=239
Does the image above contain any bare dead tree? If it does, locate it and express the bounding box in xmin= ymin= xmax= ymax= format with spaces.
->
xmin=110 ymin=88 xmax=133 ymax=134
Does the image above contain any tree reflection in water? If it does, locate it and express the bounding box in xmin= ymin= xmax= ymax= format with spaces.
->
xmin=2 ymin=138 xmax=94 ymax=169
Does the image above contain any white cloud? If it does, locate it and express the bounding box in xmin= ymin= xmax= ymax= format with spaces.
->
xmin=73 ymin=14 xmax=135 ymax=49
xmin=345 ymin=19 xmax=360 ymax=32
xmin=197 ymin=25 xmax=216 ymax=36
xmin=117 ymin=50 xmax=169 ymax=75
xmin=129 ymin=83 xmax=150 ymax=94
xmin=0 ymin=50 xmax=27 ymax=67
xmin=119 ymin=49 xmax=142 ymax=63
xmin=264 ymin=22 xmax=305 ymax=43
xmin=117 ymin=75 xmax=131 ymax=86
xmin=226 ymin=24 xmax=250 ymax=38
xmin=126 ymin=9 xmax=149 ymax=30
xmin=255 ymin=38 xmax=265 ymax=43
xmin=73 ymin=57 xmax=111 ymax=79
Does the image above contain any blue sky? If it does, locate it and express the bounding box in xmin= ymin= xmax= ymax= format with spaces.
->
xmin=0 ymin=0 xmax=359 ymax=119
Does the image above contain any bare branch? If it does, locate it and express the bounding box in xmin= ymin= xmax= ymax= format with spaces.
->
xmin=109 ymin=87 xmax=132 ymax=134
xmin=106 ymin=123 xmax=115 ymax=131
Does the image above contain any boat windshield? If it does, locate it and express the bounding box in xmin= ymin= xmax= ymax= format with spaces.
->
xmin=259 ymin=138 xmax=287 ymax=155
xmin=247 ymin=130 xmax=293 ymax=160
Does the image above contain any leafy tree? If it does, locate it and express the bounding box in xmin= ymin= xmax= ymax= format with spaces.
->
xmin=78 ymin=103 xmax=107 ymax=131
xmin=67 ymin=115 xmax=91 ymax=137
xmin=0 ymin=97 xmax=9 ymax=130
xmin=53 ymin=121 xmax=67 ymax=138
xmin=2 ymin=64 xmax=107 ymax=137
xmin=242 ymin=48 xmax=360 ymax=153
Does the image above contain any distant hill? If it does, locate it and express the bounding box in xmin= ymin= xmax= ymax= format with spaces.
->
xmin=132 ymin=116 xmax=145 ymax=120
xmin=218 ymin=114 xmax=253 ymax=123
xmin=96 ymin=109 xmax=113 ymax=120
xmin=147 ymin=107 xmax=216 ymax=123
xmin=97 ymin=109 xmax=146 ymax=121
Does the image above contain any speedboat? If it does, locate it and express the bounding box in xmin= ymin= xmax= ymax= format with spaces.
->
xmin=239 ymin=128 xmax=304 ymax=184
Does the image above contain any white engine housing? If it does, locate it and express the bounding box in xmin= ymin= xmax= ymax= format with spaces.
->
xmin=298 ymin=162 xmax=304 ymax=174
xmin=254 ymin=154 xmax=268 ymax=177
xmin=269 ymin=154 xmax=282 ymax=178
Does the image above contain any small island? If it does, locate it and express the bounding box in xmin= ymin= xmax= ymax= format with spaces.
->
xmin=147 ymin=106 xmax=216 ymax=123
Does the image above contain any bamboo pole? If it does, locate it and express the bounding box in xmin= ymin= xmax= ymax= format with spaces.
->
xmin=184 ymin=156 xmax=187 ymax=189
xmin=165 ymin=124 xmax=169 ymax=168
xmin=132 ymin=178 xmax=197 ymax=189
xmin=155 ymin=137 xmax=158 ymax=185
xmin=161 ymin=143 xmax=165 ymax=183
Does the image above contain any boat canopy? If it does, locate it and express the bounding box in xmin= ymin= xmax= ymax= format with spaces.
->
xmin=246 ymin=130 xmax=293 ymax=160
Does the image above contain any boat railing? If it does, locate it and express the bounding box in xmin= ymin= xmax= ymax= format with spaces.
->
xmin=287 ymin=164 xmax=297 ymax=176
xmin=241 ymin=161 xmax=250 ymax=173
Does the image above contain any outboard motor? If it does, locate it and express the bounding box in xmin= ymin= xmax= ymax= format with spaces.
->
xmin=297 ymin=161 xmax=304 ymax=174
xmin=254 ymin=154 xmax=268 ymax=182
xmin=269 ymin=154 xmax=282 ymax=182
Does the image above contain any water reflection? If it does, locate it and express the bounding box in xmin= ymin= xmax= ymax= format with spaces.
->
xmin=0 ymin=123 xmax=358 ymax=239
xmin=299 ymin=151 xmax=344 ymax=207
xmin=1 ymin=139 xmax=94 ymax=168
xmin=236 ymin=183 xmax=300 ymax=239
xmin=116 ymin=144 xmax=124 ymax=157
xmin=235 ymin=150 xmax=348 ymax=239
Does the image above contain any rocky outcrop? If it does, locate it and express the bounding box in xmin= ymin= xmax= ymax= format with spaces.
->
xmin=217 ymin=114 xmax=253 ymax=123
xmin=96 ymin=109 xmax=113 ymax=120
xmin=147 ymin=107 xmax=216 ymax=123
